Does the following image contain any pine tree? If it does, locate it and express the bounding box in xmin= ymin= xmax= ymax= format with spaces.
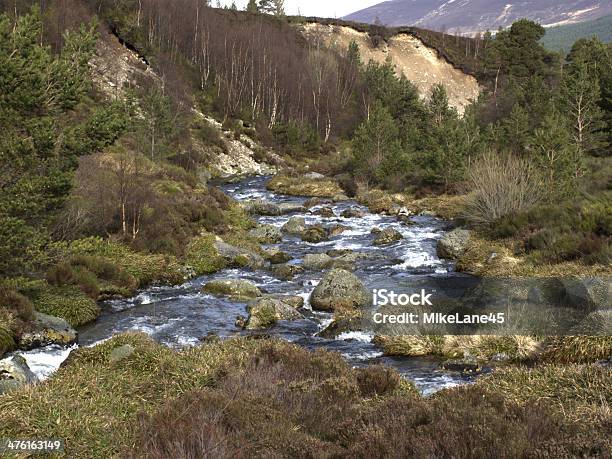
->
xmin=560 ymin=61 xmax=606 ymax=157
xmin=531 ymin=110 xmax=579 ymax=197
xmin=352 ymin=101 xmax=403 ymax=184
xmin=246 ymin=0 xmax=258 ymax=12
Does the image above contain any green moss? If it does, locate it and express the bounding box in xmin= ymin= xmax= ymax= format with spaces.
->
xmin=52 ymin=238 xmax=185 ymax=287
xmin=185 ymin=233 xmax=227 ymax=275
xmin=250 ymin=304 xmax=277 ymax=328
xmin=202 ymin=279 xmax=261 ymax=301
xmin=223 ymin=204 xmax=255 ymax=231
xmin=266 ymin=174 xmax=342 ymax=198
xmin=0 ymin=319 xmax=15 ymax=356
xmin=32 ymin=285 xmax=100 ymax=327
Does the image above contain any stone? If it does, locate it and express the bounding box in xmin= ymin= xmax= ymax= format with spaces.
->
xmin=313 ymin=206 xmax=335 ymax=217
xmin=441 ymin=357 xmax=482 ymax=374
xmin=341 ymin=207 xmax=366 ymax=218
xmin=301 ymin=225 xmax=328 ymax=243
xmin=437 ymin=228 xmax=471 ymax=259
xmin=303 ymin=172 xmax=325 ymax=180
xmin=249 ymin=224 xmax=282 ymax=243
xmin=303 ymin=253 xmax=334 ymax=270
xmin=213 ymin=240 xmax=267 ymax=269
xmin=373 ymin=227 xmax=403 ymax=246
xmin=202 ymin=279 xmax=262 ymax=301
xmin=271 ymin=264 xmax=304 ymax=280
xmin=268 ymin=251 xmax=292 ymax=264
xmin=244 ymin=297 xmax=304 ymax=329
xmin=310 ymin=269 xmax=371 ymax=312
xmin=282 ymin=217 xmax=307 ymax=235
xmin=278 ymin=202 xmax=307 ymax=214
xmin=242 ymin=199 xmax=281 ymax=216
xmin=0 ymin=355 xmax=37 ymax=394
xmin=317 ymin=315 xmax=364 ymax=339
xmin=109 ymin=344 xmax=135 ymax=364
xmin=18 ymin=312 xmax=77 ymax=350
xmin=328 ymin=225 xmax=349 ymax=237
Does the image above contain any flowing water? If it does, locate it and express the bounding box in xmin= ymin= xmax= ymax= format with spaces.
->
xmin=17 ymin=176 xmax=480 ymax=395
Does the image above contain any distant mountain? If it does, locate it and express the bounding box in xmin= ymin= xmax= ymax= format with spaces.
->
xmin=541 ymin=13 xmax=612 ymax=51
xmin=344 ymin=0 xmax=612 ymax=34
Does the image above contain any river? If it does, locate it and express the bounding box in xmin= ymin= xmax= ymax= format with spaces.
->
xmin=16 ymin=176 xmax=480 ymax=395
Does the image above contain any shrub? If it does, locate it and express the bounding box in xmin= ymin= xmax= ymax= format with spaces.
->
xmin=355 ymin=365 xmax=402 ymax=397
xmin=464 ymin=152 xmax=543 ymax=225
xmin=185 ymin=233 xmax=227 ymax=275
xmin=32 ymin=285 xmax=100 ymax=327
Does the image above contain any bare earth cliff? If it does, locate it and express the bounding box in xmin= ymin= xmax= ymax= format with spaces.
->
xmin=301 ymin=23 xmax=480 ymax=114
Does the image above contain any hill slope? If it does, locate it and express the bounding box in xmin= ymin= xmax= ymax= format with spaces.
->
xmin=344 ymin=0 xmax=612 ymax=33
xmin=541 ymin=13 xmax=612 ymax=51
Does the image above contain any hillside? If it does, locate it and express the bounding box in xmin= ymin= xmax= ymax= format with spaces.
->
xmin=298 ymin=22 xmax=480 ymax=112
xmin=344 ymin=0 xmax=612 ymax=34
xmin=541 ymin=13 xmax=612 ymax=51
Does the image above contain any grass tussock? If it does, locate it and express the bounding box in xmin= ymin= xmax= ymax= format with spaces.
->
xmin=374 ymin=335 xmax=542 ymax=361
xmin=266 ymin=174 xmax=343 ymax=198
xmin=477 ymin=364 xmax=611 ymax=423
xmin=51 ymin=237 xmax=186 ymax=287
xmin=540 ymin=336 xmax=612 ymax=364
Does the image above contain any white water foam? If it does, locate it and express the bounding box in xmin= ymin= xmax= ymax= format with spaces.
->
xmin=16 ymin=344 xmax=78 ymax=380
xmin=336 ymin=331 xmax=374 ymax=343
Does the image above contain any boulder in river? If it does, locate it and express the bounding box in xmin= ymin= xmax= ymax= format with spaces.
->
xmin=18 ymin=312 xmax=77 ymax=350
xmin=310 ymin=269 xmax=371 ymax=312
xmin=373 ymin=228 xmax=403 ymax=246
xmin=242 ymin=199 xmax=281 ymax=216
xmin=341 ymin=207 xmax=366 ymax=218
xmin=267 ymin=250 xmax=293 ymax=265
xmin=202 ymin=279 xmax=262 ymax=301
xmin=303 ymin=253 xmax=333 ymax=270
xmin=278 ymin=202 xmax=307 ymax=214
xmin=313 ymin=206 xmax=335 ymax=218
xmin=437 ymin=228 xmax=471 ymax=259
xmin=244 ymin=297 xmax=304 ymax=329
xmin=249 ymin=224 xmax=282 ymax=244
xmin=282 ymin=217 xmax=307 ymax=235
xmin=0 ymin=355 xmax=37 ymax=394
xmin=317 ymin=314 xmax=364 ymax=339
xmin=301 ymin=225 xmax=328 ymax=243
xmin=271 ymin=264 xmax=304 ymax=280
xmin=266 ymin=174 xmax=343 ymax=198
xmin=328 ymin=225 xmax=349 ymax=237
xmin=214 ymin=239 xmax=267 ymax=270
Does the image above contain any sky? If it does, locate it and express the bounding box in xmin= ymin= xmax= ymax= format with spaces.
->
xmin=218 ymin=0 xmax=383 ymax=19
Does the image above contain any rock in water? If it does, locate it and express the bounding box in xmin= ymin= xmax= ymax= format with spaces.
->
xmin=244 ymin=297 xmax=304 ymax=329
xmin=310 ymin=269 xmax=371 ymax=312
xmin=301 ymin=225 xmax=328 ymax=243
xmin=341 ymin=207 xmax=366 ymax=218
xmin=271 ymin=264 xmax=304 ymax=281
xmin=18 ymin=312 xmax=77 ymax=350
xmin=249 ymin=224 xmax=282 ymax=243
xmin=278 ymin=203 xmax=307 ymax=214
xmin=282 ymin=217 xmax=307 ymax=235
xmin=437 ymin=228 xmax=471 ymax=259
xmin=0 ymin=355 xmax=37 ymax=394
xmin=373 ymin=228 xmax=403 ymax=245
xmin=202 ymin=279 xmax=262 ymax=301
xmin=303 ymin=253 xmax=333 ymax=270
